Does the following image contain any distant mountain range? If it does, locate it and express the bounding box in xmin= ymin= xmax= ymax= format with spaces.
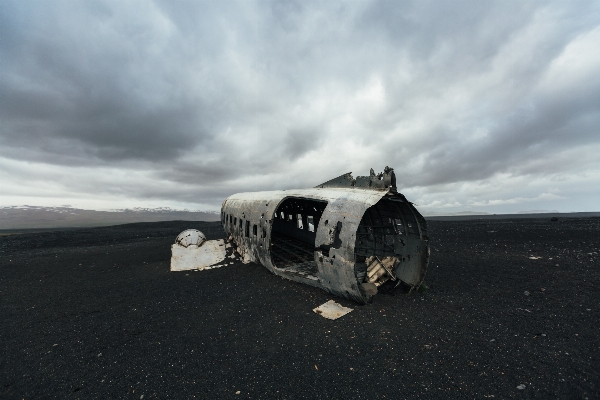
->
xmin=0 ymin=206 xmax=220 ymax=230
xmin=1 ymin=205 xmax=598 ymax=231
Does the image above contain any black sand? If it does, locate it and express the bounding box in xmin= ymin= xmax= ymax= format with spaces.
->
xmin=1 ymin=219 xmax=599 ymax=399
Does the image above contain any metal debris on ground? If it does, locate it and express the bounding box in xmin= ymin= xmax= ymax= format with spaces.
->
xmin=313 ymin=300 xmax=353 ymax=320
xmin=365 ymin=255 xmax=397 ymax=286
xmin=170 ymin=229 xmax=233 ymax=271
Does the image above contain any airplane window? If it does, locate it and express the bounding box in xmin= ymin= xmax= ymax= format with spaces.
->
xmin=307 ymin=216 xmax=314 ymax=232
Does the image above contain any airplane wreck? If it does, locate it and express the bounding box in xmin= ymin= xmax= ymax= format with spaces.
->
xmin=220 ymin=167 xmax=429 ymax=304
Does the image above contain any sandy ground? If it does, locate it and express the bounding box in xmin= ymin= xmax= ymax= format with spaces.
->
xmin=1 ymin=219 xmax=599 ymax=399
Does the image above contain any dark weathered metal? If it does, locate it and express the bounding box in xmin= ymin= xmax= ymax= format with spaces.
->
xmin=221 ymin=167 xmax=428 ymax=304
xmin=315 ymin=166 xmax=397 ymax=191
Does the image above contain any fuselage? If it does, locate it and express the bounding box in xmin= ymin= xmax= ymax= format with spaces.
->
xmin=221 ymin=187 xmax=429 ymax=304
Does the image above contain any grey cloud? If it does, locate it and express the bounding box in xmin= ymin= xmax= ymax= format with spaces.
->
xmin=1 ymin=0 xmax=227 ymax=164
xmin=2 ymin=83 xmax=203 ymax=161
xmin=402 ymin=80 xmax=600 ymax=188
xmin=284 ymin=127 xmax=323 ymax=161
xmin=1 ymin=0 xmax=599 ymax=210
xmin=354 ymin=1 xmax=522 ymax=86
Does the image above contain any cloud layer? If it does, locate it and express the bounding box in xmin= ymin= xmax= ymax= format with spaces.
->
xmin=1 ymin=0 xmax=599 ymax=213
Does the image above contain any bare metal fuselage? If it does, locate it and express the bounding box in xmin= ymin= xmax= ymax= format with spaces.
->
xmin=221 ymin=182 xmax=429 ymax=304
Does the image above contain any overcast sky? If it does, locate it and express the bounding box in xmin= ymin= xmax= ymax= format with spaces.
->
xmin=1 ymin=0 xmax=599 ymax=214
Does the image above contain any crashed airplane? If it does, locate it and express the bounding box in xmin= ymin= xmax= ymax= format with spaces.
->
xmin=221 ymin=167 xmax=429 ymax=304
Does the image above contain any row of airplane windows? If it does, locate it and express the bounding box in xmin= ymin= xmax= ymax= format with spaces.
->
xmin=221 ymin=211 xmax=315 ymax=233
xmin=222 ymin=213 xmax=262 ymax=238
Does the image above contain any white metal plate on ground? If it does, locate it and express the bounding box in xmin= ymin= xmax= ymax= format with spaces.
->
xmin=313 ymin=300 xmax=353 ymax=320
xmin=170 ymin=239 xmax=227 ymax=271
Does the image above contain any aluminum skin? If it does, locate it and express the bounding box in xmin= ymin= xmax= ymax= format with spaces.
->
xmin=220 ymin=168 xmax=429 ymax=304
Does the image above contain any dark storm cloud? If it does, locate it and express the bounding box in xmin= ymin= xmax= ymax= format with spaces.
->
xmin=1 ymin=0 xmax=599 ymax=210
xmin=2 ymin=79 xmax=202 ymax=161
xmin=0 ymin=0 xmax=223 ymax=164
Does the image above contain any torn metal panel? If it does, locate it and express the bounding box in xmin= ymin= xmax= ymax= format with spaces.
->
xmin=313 ymin=300 xmax=353 ymax=320
xmin=315 ymin=166 xmax=397 ymax=192
xmin=221 ymin=167 xmax=429 ymax=304
xmin=365 ymin=256 xmax=397 ymax=286
xmin=314 ymin=172 xmax=355 ymax=189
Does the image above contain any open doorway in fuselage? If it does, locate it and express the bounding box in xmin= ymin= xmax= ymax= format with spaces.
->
xmin=270 ymin=197 xmax=328 ymax=279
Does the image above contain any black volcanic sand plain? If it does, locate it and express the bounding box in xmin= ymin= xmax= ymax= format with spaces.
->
xmin=1 ymin=219 xmax=599 ymax=399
